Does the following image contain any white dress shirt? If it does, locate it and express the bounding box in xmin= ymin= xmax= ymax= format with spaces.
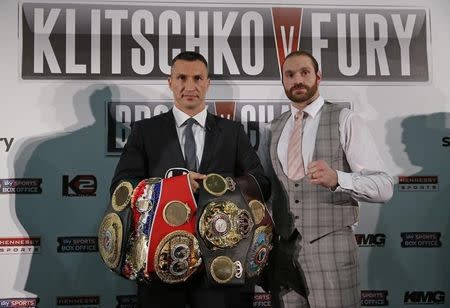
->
xmin=276 ymin=96 xmax=393 ymax=203
xmin=172 ymin=106 xmax=207 ymax=166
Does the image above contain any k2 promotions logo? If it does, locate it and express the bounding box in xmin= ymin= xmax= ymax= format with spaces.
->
xmin=355 ymin=234 xmax=386 ymax=247
xmin=404 ymin=291 xmax=445 ymax=305
xmin=0 ymin=298 xmax=39 ymax=308
xmin=56 ymin=296 xmax=100 ymax=308
xmin=398 ymin=176 xmax=439 ymax=192
xmin=116 ymin=295 xmax=137 ymax=308
xmin=0 ymin=237 xmax=41 ymax=254
xmin=0 ymin=137 xmax=14 ymax=152
xmin=401 ymin=232 xmax=442 ymax=248
xmin=57 ymin=236 xmax=98 ymax=253
xmin=361 ymin=290 xmax=389 ymax=306
xmin=0 ymin=178 xmax=42 ymax=194
xmin=62 ymin=175 xmax=97 ymax=197
xmin=21 ymin=3 xmax=429 ymax=83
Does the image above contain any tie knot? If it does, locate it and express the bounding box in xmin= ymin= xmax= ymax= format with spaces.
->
xmin=294 ymin=111 xmax=304 ymax=121
xmin=184 ymin=118 xmax=197 ymax=128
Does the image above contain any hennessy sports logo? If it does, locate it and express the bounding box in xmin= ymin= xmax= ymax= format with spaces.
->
xmin=401 ymin=232 xmax=441 ymax=248
xmin=62 ymin=175 xmax=97 ymax=197
xmin=0 ymin=298 xmax=39 ymax=307
xmin=253 ymin=293 xmax=271 ymax=307
xmin=57 ymin=237 xmax=98 ymax=253
xmin=0 ymin=237 xmax=41 ymax=254
xmin=361 ymin=290 xmax=389 ymax=306
xmin=398 ymin=176 xmax=439 ymax=192
xmin=56 ymin=296 xmax=100 ymax=307
xmin=404 ymin=291 xmax=445 ymax=305
xmin=355 ymin=234 xmax=386 ymax=247
xmin=21 ymin=3 xmax=429 ymax=82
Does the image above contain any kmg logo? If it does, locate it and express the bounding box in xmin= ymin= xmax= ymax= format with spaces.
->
xmin=355 ymin=234 xmax=386 ymax=247
xmin=404 ymin=291 xmax=445 ymax=305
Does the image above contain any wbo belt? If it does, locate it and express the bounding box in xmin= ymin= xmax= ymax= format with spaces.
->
xmin=197 ymin=173 xmax=274 ymax=286
xmin=98 ymin=174 xmax=201 ymax=284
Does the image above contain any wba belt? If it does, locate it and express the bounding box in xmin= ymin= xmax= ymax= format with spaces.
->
xmin=197 ymin=173 xmax=274 ymax=286
xmin=98 ymin=174 xmax=201 ymax=283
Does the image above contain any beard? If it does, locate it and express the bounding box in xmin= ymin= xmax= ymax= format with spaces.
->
xmin=284 ymin=81 xmax=318 ymax=104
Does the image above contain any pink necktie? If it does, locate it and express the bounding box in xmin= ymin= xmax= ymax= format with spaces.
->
xmin=287 ymin=111 xmax=305 ymax=180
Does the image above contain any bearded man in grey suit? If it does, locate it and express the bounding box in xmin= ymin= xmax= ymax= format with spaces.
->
xmin=266 ymin=50 xmax=393 ymax=308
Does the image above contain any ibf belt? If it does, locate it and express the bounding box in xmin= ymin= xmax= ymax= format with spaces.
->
xmin=197 ymin=173 xmax=272 ymax=286
xmin=145 ymin=174 xmax=201 ymax=283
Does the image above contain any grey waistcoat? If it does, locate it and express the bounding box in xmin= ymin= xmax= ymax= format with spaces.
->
xmin=269 ymin=102 xmax=358 ymax=243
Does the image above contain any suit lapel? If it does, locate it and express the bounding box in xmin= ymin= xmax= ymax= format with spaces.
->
xmin=198 ymin=112 xmax=220 ymax=173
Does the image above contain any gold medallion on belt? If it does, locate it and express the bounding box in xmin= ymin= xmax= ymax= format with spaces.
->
xmin=98 ymin=212 xmax=123 ymax=269
xmin=203 ymin=173 xmax=236 ymax=196
xmin=199 ymin=200 xmax=254 ymax=248
xmin=154 ymin=230 xmax=202 ymax=284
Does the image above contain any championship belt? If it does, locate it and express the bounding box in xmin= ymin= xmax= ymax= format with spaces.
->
xmin=99 ymin=174 xmax=202 ymax=284
xmin=197 ymin=173 xmax=273 ymax=285
xmin=98 ymin=178 xmax=143 ymax=277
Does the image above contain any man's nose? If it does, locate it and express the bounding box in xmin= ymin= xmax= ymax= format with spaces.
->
xmin=293 ymin=73 xmax=304 ymax=84
xmin=185 ymin=78 xmax=196 ymax=90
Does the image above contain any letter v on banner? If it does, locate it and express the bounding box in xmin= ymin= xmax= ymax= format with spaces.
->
xmin=272 ymin=7 xmax=303 ymax=79
xmin=214 ymin=101 xmax=236 ymax=120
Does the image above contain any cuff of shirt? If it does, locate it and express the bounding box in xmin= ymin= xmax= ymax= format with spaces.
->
xmin=334 ymin=170 xmax=354 ymax=192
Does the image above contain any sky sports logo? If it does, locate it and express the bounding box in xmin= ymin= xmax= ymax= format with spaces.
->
xmin=361 ymin=290 xmax=388 ymax=306
xmin=0 ymin=237 xmax=41 ymax=254
xmin=21 ymin=3 xmax=429 ymax=83
xmin=0 ymin=179 xmax=42 ymax=194
xmin=116 ymin=295 xmax=137 ymax=308
xmin=57 ymin=237 xmax=98 ymax=253
xmin=401 ymin=232 xmax=441 ymax=248
xmin=0 ymin=298 xmax=39 ymax=307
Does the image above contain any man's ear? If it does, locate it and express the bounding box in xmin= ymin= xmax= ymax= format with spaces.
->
xmin=316 ymin=70 xmax=322 ymax=85
xmin=168 ymin=76 xmax=172 ymax=89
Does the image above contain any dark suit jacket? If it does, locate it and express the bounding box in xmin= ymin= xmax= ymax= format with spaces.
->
xmin=111 ymin=110 xmax=270 ymax=200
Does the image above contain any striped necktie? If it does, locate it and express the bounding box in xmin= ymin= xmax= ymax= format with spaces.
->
xmin=287 ymin=110 xmax=305 ymax=180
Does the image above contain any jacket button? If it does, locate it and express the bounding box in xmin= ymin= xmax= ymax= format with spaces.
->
xmin=295 ymin=183 xmax=299 ymax=187
xmin=294 ymin=200 xmax=299 ymax=203
xmin=294 ymin=215 xmax=299 ymax=219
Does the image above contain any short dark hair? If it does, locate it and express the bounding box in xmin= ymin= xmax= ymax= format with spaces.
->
xmin=283 ymin=50 xmax=319 ymax=73
xmin=171 ymin=51 xmax=208 ymax=70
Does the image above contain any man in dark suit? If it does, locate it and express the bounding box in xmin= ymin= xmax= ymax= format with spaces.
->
xmin=111 ymin=51 xmax=270 ymax=308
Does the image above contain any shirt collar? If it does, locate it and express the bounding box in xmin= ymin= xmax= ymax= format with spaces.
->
xmin=290 ymin=95 xmax=324 ymax=120
xmin=172 ymin=105 xmax=207 ymax=128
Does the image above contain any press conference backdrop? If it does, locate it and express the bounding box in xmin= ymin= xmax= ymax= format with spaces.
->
xmin=0 ymin=0 xmax=449 ymax=307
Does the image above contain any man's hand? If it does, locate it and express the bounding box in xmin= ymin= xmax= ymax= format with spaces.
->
xmin=307 ymin=160 xmax=338 ymax=189
xmin=188 ymin=172 xmax=207 ymax=193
